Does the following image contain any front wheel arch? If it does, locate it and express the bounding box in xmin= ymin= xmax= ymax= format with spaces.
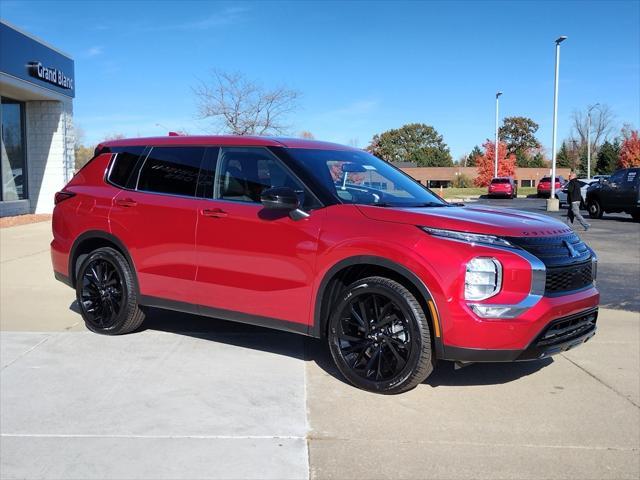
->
xmin=312 ymin=256 xmax=444 ymax=358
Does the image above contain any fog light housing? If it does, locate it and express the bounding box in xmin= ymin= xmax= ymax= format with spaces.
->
xmin=465 ymin=257 xmax=502 ymax=301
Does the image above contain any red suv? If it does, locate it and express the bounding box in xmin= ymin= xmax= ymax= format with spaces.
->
xmin=51 ymin=136 xmax=599 ymax=393
xmin=537 ymin=176 xmax=566 ymax=198
xmin=488 ymin=177 xmax=517 ymax=199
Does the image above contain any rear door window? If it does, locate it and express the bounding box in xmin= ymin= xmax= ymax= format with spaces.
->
xmin=136 ymin=147 xmax=206 ymax=197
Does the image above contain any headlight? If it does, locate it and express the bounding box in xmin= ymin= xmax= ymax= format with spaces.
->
xmin=465 ymin=257 xmax=502 ymax=300
xmin=421 ymin=227 xmax=515 ymax=249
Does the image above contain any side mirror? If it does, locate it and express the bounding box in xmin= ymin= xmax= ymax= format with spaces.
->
xmin=261 ymin=187 xmax=299 ymax=210
xmin=260 ymin=187 xmax=309 ymax=220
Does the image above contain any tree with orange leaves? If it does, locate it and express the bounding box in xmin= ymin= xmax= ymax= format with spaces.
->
xmin=619 ymin=129 xmax=640 ymax=168
xmin=474 ymin=140 xmax=517 ymax=186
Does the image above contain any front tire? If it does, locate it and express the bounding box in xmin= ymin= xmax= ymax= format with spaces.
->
xmin=588 ymin=199 xmax=603 ymax=219
xmin=327 ymin=276 xmax=434 ymax=394
xmin=76 ymin=247 xmax=145 ymax=335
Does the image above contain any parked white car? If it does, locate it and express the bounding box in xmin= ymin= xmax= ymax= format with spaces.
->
xmin=556 ymin=178 xmax=598 ymax=207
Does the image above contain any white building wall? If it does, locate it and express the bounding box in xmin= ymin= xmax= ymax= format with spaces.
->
xmin=25 ymin=100 xmax=75 ymax=213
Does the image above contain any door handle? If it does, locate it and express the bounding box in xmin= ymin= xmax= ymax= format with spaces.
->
xmin=115 ymin=198 xmax=137 ymax=207
xmin=201 ymin=208 xmax=228 ymax=218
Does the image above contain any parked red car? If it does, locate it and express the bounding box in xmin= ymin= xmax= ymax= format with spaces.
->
xmin=488 ymin=177 xmax=517 ymax=199
xmin=537 ymin=176 xmax=566 ymax=198
xmin=51 ymin=136 xmax=599 ymax=393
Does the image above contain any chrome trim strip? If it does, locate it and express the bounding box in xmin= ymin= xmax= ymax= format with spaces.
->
xmin=467 ymin=245 xmax=546 ymax=319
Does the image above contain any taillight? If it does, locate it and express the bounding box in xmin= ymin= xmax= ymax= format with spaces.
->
xmin=54 ymin=190 xmax=76 ymax=205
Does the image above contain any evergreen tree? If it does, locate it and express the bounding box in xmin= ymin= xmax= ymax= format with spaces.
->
xmin=595 ymin=140 xmax=620 ymax=174
xmin=556 ymin=142 xmax=572 ymax=168
xmin=466 ymin=145 xmax=482 ymax=167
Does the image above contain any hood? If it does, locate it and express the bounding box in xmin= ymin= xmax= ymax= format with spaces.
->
xmin=357 ymin=204 xmax=572 ymax=237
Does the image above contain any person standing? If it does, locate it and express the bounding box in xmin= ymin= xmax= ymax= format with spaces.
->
xmin=566 ymin=172 xmax=590 ymax=231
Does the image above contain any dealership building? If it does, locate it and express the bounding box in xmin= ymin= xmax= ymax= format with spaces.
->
xmin=1 ymin=20 xmax=75 ymax=217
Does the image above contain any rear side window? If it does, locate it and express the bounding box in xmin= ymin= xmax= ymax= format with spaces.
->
xmin=108 ymin=146 xmax=146 ymax=188
xmin=136 ymin=147 xmax=206 ymax=197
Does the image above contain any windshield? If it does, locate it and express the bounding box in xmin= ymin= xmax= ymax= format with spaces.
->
xmin=287 ymin=148 xmax=447 ymax=208
xmin=491 ymin=178 xmax=510 ymax=184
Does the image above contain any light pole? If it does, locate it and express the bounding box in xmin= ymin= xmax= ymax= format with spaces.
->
xmin=586 ymin=103 xmax=600 ymax=179
xmin=548 ymin=35 xmax=567 ymax=212
xmin=494 ymin=91 xmax=502 ymax=178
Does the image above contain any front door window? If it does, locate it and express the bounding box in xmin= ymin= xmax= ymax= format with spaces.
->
xmin=1 ymin=97 xmax=27 ymax=201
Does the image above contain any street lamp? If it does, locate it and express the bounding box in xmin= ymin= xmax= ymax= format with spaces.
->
xmin=494 ymin=91 xmax=503 ymax=178
xmin=548 ymin=35 xmax=567 ymax=212
xmin=587 ymin=103 xmax=600 ymax=179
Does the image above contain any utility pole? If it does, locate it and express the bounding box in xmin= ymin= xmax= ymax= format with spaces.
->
xmin=548 ymin=36 xmax=567 ymax=212
xmin=494 ymin=91 xmax=502 ymax=178
xmin=587 ymin=103 xmax=600 ymax=179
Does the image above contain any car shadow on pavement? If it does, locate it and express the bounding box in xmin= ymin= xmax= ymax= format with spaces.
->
xmin=70 ymin=302 xmax=554 ymax=389
xmin=424 ymin=358 xmax=553 ymax=387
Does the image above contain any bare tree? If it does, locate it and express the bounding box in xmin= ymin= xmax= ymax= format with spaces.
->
xmin=193 ymin=70 xmax=299 ymax=135
xmin=570 ymin=104 xmax=616 ymax=152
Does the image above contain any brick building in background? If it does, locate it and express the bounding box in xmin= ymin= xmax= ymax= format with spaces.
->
xmin=1 ymin=20 xmax=75 ymax=216
xmin=401 ymin=166 xmax=571 ymax=188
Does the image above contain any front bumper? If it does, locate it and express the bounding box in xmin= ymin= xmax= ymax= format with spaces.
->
xmin=442 ymin=307 xmax=598 ymax=362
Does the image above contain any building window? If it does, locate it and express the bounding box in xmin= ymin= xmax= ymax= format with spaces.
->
xmin=1 ymin=97 xmax=27 ymax=201
xmin=520 ymin=180 xmax=533 ymax=187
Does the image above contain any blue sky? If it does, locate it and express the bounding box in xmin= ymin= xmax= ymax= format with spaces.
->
xmin=2 ymin=0 xmax=639 ymax=159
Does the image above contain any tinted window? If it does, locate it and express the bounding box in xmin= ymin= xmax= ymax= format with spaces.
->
xmin=195 ymin=147 xmax=219 ymax=199
xmin=216 ymin=147 xmax=319 ymax=209
xmin=137 ymin=147 xmax=205 ymax=197
xmin=491 ymin=178 xmax=510 ymax=184
xmin=108 ymin=146 xmax=146 ymax=188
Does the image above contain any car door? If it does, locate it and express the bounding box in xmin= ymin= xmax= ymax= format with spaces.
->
xmin=192 ymin=146 xmax=326 ymax=330
xmin=109 ymin=146 xmax=206 ymax=302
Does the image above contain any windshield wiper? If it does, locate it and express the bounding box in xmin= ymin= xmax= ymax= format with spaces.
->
xmin=368 ymin=202 xmax=446 ymax=208
xmin=408 ymin=202 xmax=448 ymax=208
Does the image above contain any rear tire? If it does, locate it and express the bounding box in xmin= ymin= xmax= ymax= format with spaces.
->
xmin=588 ymin=199 xmax=603 ymax=219
xmin=632 ymin=212 xmax=640 ymax=222
xmin=76 ymin=247 xmax=145 ymax=335
xmin=327 ymin=276 xmax=434 ymax=394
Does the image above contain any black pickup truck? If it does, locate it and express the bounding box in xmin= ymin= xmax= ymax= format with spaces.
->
xmin=586 ymin=168 xmax=640 ymax=221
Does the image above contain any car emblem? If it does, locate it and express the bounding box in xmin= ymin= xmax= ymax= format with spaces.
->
xmin=563 ymin=239 xmax=579 ymax=258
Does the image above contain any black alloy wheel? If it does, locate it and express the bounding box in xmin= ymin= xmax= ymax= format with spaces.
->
xmin=76 ymin=247 xmax=145 ymax=334
xmin=80 ymin=258 xmax=123 ymax=329
xmin=328 ymin=276 xmax=434 ymax=394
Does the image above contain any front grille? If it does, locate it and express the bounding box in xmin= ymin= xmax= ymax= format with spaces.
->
xmin=545 ymin=261 xmax=593 ymax=294
xmin=508 ymin=233 xmax=591 ymax=267
xmin=507 ymin=233 xmax=594 ymax=295
xmin=535 ymin=308 xmax=598 ymax=348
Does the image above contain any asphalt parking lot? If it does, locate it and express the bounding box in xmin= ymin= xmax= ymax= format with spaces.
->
xmin=1 ymin=208 xmax=639 ymax=479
